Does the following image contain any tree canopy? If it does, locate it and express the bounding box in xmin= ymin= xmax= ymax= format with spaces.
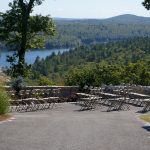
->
xmin=28 ymin=37 xmax=150 ymax=86
xmin=143 ymin=0 xmax=150 ymax=10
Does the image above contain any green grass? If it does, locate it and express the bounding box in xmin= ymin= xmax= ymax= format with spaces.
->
xmin=140 ymin=115 xmax=150 ymax=123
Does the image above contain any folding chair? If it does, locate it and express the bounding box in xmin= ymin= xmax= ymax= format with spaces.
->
xmin=80 ymin=96 xmax=99 ymax=110
xmin=142 ymin=100 xmax=150 ymax=112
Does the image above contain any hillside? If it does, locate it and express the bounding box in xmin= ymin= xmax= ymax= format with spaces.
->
xmin=100 ymin=14 xmax=150 ymax=24
xmin=45 ymin=14 xmax=150 ymax=49
xmin=30 ymin=37 xmax=150 ymax=85
xmin=54 ymin=14 xmax=150 ymax=24
xmin=1 ymin=14 xmax=150 ymax=50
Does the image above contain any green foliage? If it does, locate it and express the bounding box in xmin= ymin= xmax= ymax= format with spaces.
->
xmin=65 ymin=64 xmax=95 ymax=88
xmin=0 ymin=86 xmax=10 ymax=115
xmin=37 ymin=76 xmax=54 ymax=86
xmin=28 ymin=38 xmax=150 ymax=86
xmin=45 ymin=20 xmax=150 ymax=49
xmin=65 ymin=62 xmax=150 ymax=87
xmin=6 ymin=54 xmax=32 ymax=77
xmin=11 ymin=76 xmax=26 ymax=96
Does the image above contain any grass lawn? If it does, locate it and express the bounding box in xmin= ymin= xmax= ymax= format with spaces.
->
xmin=140 ymin=115 xmax=150 ymax=123
xmin=0 ymin=114 xmax=11 ymax=122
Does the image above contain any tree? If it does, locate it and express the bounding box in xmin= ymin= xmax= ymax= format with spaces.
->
xmin=0 ymin=0 xmax=55 ymax=77
xmin=143 ymin=0 xmax=150 ymax=10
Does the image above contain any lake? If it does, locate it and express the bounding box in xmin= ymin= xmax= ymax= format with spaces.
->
xmin=0 ymin=48 xmax=69 ymax=67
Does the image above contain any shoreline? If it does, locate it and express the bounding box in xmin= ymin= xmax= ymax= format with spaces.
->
xmin=0 ymin=48 xmax=70 ymax=67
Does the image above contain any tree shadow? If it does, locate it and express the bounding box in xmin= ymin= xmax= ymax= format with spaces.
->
xmin=136 ymin=110 xmax=148 ymax=114
xmin=142 ymin=126 xmax=150 ymax=132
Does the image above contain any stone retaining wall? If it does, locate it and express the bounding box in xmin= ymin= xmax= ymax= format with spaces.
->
xmin=103 ymin=85 xmax=150 ymax=95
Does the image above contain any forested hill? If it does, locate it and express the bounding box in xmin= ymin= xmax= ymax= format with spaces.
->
xmin=45 ymin=14 xmax=150 ymax=49
xmin=54 ymin=14 xmax=150 ymax=24
xmin=31 ymin=37 xmax=150 ymax=85
xmin=98 ymin=14 xmax=150 ymax=24
xmin=1 ymin=14 xmax=150 ymax=50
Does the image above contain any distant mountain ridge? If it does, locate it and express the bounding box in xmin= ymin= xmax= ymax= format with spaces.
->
xmin=54 ymin=14 xmax=150 ymax=24
xmin=103 ymin=14 xmax=150 ymax=24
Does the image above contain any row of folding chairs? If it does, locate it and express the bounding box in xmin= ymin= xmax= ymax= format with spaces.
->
xmin=142 ymin=100 xmax=150 ymax=112
xmin=97 ymin=85 xmax=150 ymax=109
xmin=78 ymin=96 xmax=150 ymax=112
xmin=77 ymin=85 xmax=140 ymax=111
xmin=78 ymin=85 xmax=150 ymax=112
xmin=79 ymin=96 xmax=130 ymax=112
xmin=9 ymin=97 xmax=59 ymax=112
xmin=97 ymin=97 xmax=130 ymax=112
xmin=79 ymin=96 xmax=100 ymax=110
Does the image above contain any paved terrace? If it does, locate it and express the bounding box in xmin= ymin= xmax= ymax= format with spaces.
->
xmin=0 ymin=103 xmax=150 ymax=150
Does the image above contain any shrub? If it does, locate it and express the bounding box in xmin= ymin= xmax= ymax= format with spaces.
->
xmin=0 ymin=88 xmax=10 ymax=115
xmin=38 ymin=76 xmax=54 ymax=86
xmin=11 ymin=76 xmax=26 ymax=96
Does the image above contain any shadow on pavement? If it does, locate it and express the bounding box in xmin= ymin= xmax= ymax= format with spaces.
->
xmin=136 ymin=110 xmax=148 ymax=114
xmin=142 ymin=126 xmax=150 ymax=132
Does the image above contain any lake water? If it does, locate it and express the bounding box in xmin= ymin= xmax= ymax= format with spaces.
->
xmin=0 ymin=48 xmax=69 ymax=67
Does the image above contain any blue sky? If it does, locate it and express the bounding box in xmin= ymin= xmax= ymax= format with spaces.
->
xmin=0 ymin=0 xmax=149 ymax=18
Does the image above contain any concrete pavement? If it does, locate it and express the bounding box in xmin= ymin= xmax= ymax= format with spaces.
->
xmin=0 ymin=103 xmax=149 ymax=150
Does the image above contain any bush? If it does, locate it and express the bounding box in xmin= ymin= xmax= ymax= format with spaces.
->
xmin=11 ymin=76 xmax=26 ymax=96
xmin=0 ymin=89 xmax=10 ymax=115
xmin=38 ymin=76 xmax=54 ymax=86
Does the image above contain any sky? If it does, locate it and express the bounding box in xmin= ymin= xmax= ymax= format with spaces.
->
xmin=0 ymin=0 xmax=150 ymax=19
